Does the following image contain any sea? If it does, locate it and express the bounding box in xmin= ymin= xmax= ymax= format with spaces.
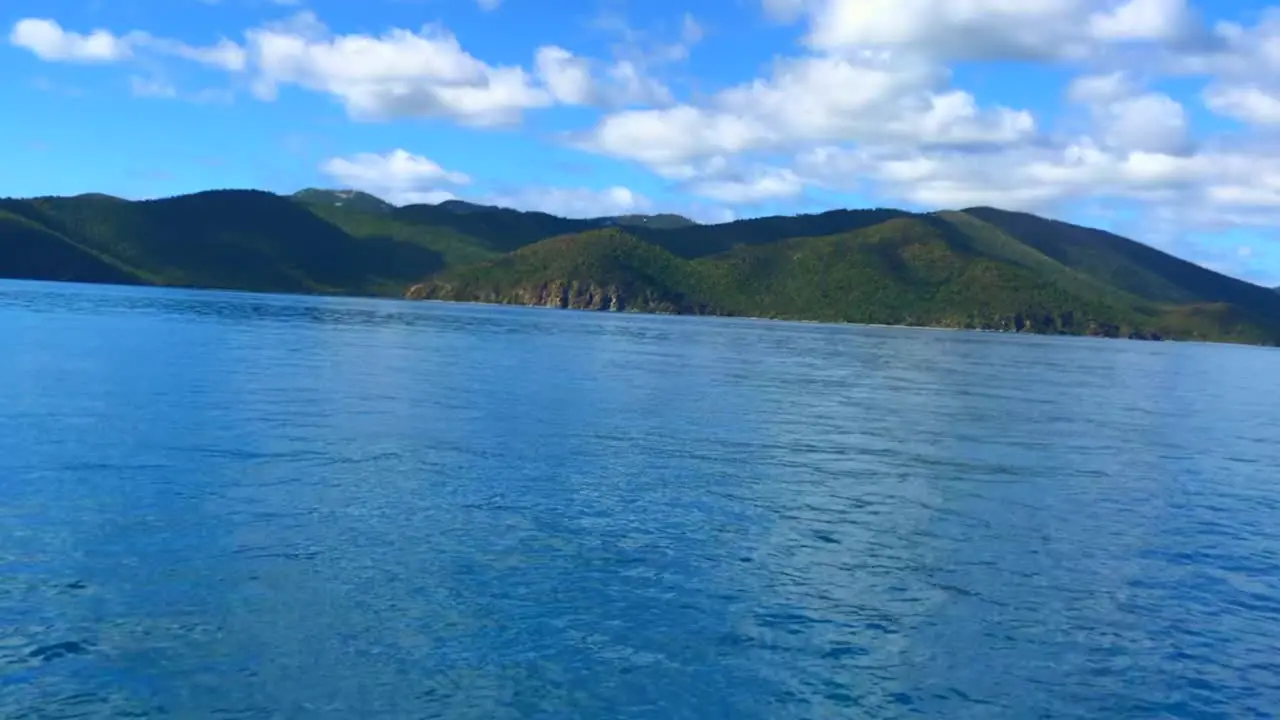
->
xmin=2 ymin=279 xmax=1278 ymax=719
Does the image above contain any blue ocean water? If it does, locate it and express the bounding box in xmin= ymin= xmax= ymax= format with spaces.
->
xmin=1 ymin=279 xmax=1278 ymax=719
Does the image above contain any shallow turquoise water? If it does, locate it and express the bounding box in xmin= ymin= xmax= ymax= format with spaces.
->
xmin=2 ymin=280 xmax=1279 ymax=718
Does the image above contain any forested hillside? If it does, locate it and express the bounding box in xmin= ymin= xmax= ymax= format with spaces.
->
xmin=2 ymin=188 xmax=1278 ymax=345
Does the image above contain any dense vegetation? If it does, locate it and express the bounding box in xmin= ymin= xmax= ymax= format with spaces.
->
xmin=2 ymin=188 xmax=1278 ymax=345
xmin=0 ymin=191 xmax=447 ymax=295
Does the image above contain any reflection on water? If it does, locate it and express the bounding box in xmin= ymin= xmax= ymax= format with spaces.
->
xmin=2 ymin=279 xmax=1279 ymax=719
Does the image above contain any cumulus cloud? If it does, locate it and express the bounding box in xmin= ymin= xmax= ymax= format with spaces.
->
xmin=10 ymin=18 xmax=131 ymax=62
xmin=240 ymin=12 xmax=674 ymax=124
xmin=1098 ymin=93 xmax=1189 ymax=154
xmin=532 ymin=46 xmax=673 ymax=109
xmin=792 ymin=137 xmax=1280 ymax=233
xmin=571 ymin=0 xmax=1278 ymax=253
xmin=577 ymin=53 xmax=1034 ymax=173
xmin=535 ymin=46 xmax=594 ymax=104
xmin=10 ymin=11 xmax=682 ymax=124
xmin=1067 ymin=76 xmax=1190 ymax=154
xmin=1179 ymin=10 xmax=1280 ymax=127
xmin=1203 ymin=85 xmax=1280 ymax=124
xmin=766 ymin=0 xmax=1212 ymax=62
xmin=320 ymin=149 xmax=471 ymax=205
xmin=9 ymin=17 xmax=246 ymax=70
xmin=803 ymin=0 xmax=1086 ymax=59
xmin=1088 ymin=0 xmax=1197 ymax=42
xmin=245 ymin=13 xmax=550 ymax=125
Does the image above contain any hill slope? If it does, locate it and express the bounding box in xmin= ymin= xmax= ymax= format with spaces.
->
xmin=602 ymin=213 xmax=698 ymax=229
xmin=960 ymin=207 xmax=1279 ymax=310
xmin=2 ymin=188 xmax=1278 ymax=345
xmin=0 ymin=202 xmax=143 ymax=285
xmin=408 ymin=216 xmax=1280 ymax=345
xmin=407 ymin=228 xmax=717 ymax=314
xmin=410 ymin=219 xmax=1159 ymax=337
xmin=292 ymin=188 xmax=393 ymax=214
xmin=4 ymin=190 xmax=448 ymax=295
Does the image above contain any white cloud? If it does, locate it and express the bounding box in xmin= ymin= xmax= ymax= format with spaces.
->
xmin=604 ymin=60 xmax=673 ymax=106
xmin=1189 ymin=13 xmax=1280 ymax=126
xmin=1204 ymin=85 xmax=1280 ymax=124
xmin=483 ymin=186 xmax=652 ymax=217
xmin=1068 ymin=81 xmax=1190 ymax=154
xmin=804 ymin=0 xmax=1085 ymax=60
xmin=1169 ymin=10 xmax=1280 ymax=125
xmin=535 ymin=46 xmax=594 ymax=104
xmin=9 ymin=18 xmax=131 ymax=62
xmin=245 ymin=12 xmax=551 ymax=125
xmin=534 ymin=46 xmax=672 ymax=108
xmin=772 ymin=0 xmax=1205 ymax=61
xmin=321 ymin=149 xmax=471 ymax=205
xmin=790 ymin=136 xmax=1280 ymax=239
xmin=1088 ymin=0 xmax=1194 ymax=42
xmin=1206 ymin=172 xmax=1280 ymax=208
xmin=1100 ymin=93 xmax=1188 ymax=153
xmin=9 ymin=17 xmax=246 ymax=70
xmin=477 ymin=0 xmax=502 ymax=10
xmin=12 ymin=12 xmax=675 ymax=120
xmin=688 ymin=167 xmax=806 ymax=203
xmin=578 ymin=53 xmax=1033 ymax=173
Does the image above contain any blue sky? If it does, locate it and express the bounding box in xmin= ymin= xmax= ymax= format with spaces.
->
xmin=5 ymin=0 xmax=1280 ymax=284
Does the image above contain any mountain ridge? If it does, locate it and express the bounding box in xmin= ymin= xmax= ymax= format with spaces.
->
xmin=2 ymin=188 xmax=1277 ymax=346
xmin=293 ymin=189 xmax=699 ymax=230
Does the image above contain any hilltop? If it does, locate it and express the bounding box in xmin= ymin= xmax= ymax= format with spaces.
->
xmin=2 ymin=188 xmax=1278 ymax=345
xmin=297 ymin=189 xmax=697 ymax=230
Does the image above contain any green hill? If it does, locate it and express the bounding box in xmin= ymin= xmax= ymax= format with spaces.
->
xmin=293 ymin=188 xmax=393 ymax=214
xmin=4 ymin=190 xmax=447 ymax=295
xmin=2 ymin=188 xmax=1278 ymax=345
xmin=294 ymin=189 xmax=697 ymax=230
xmin=407 ymin=213 xmax=1280 ymax=344
xmin=408 ymin=219 xmax=1153 ymax=338
xmin=0 ymin=202 xmax=142 ymax=285
xmin=961 ymin=207 xmax=1279 ymax=310
xmin=407 ymin=228 xmax=717 ymax=314
xmin=602 ymin=213 xmax=698 ymax=229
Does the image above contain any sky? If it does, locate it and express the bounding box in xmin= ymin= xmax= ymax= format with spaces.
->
xmin=4 ymin=0 xmax=1280 ymax=285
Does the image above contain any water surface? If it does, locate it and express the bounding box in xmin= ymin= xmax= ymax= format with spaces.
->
xmin=2 ymin=280 xmax=1279 ymax=718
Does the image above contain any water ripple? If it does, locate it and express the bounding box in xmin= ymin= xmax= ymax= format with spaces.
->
xmin=1 ymin=280 xmax=1278 ymax=718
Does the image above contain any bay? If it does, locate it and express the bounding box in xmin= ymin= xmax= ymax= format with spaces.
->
xmin=2 ymin=280 xmax=1278 ymax=719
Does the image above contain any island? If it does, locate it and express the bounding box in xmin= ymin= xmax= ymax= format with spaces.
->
xmin=2 ymin=188 xmax=1278 ymax=346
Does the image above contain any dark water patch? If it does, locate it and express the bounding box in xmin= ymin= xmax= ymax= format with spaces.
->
xmin=27 ymin=641 xmax=93 ymax=663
